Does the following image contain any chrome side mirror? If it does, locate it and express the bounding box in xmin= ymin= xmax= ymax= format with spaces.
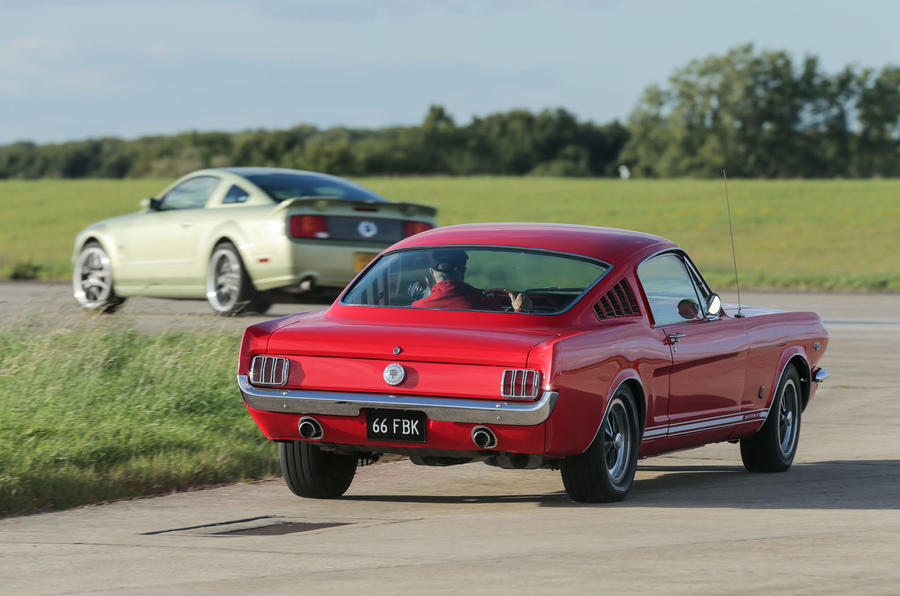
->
xmin=706 ymin=294 xmax=722 ymax=317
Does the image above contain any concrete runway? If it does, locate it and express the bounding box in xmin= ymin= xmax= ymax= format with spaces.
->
xmin=1 ymin=284 xmax=898 ymax=594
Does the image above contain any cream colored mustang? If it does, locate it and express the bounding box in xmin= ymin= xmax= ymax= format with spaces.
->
xmin=72 ymin=167 xmax=437 ymax=314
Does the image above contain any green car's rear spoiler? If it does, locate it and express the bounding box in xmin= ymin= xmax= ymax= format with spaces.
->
xmin=273 ymin=196 xmax=437 ymax=219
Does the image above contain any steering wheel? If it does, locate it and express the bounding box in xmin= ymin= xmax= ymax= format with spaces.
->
xmin=482 ymin=288 xmax=516 ymax=311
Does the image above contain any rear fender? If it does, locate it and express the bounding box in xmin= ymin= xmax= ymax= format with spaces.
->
xmin=578 ymin=372 xmax=646 ymax=454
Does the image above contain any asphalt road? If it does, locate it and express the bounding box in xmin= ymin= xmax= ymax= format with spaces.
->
xmin=1 ymin=283 xmax=898 ymax=594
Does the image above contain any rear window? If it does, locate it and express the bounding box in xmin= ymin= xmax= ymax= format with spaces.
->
xmin=342 ymin=247 xmax=611 ymax=314
xmin=246 ymin=173 xmax=387 ymax=203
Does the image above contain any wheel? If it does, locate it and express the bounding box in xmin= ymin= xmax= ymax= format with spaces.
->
xmin=72 ymin=241 xmax=125 ymax=313
xmin=740 ymin=366 xmax=802 ymax=472
xmin=561 ymin=387 xmax=639 ymax=502
xmin=279 ymin=441 xmax=358 ymax=499
xmin=205 ymin=243 xmax=263 ymax=315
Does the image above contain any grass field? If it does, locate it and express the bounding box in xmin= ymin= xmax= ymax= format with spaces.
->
xmin=0 ymin=317 xmax=279 ymax=516
xmin=1 ymin=177 xmax=898 ymax=290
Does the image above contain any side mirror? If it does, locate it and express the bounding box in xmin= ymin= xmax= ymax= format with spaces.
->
xmin=141 ymin=197 xmax=162 ymax=211
xmin=706 ymin=294 xmax=722 ymax=317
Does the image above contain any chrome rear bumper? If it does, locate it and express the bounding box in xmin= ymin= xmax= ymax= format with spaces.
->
xmin=238 ymin=374 xmax=557 ymax=426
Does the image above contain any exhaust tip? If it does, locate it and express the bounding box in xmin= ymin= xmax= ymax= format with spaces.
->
xmin=471 ymin=426 xmax=497 ymax=449
xmin=298 ymin=416 xmax=323 ymax=440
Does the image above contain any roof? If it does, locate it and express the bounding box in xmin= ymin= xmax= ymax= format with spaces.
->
xmin=390 ymin=223 xmax=676 ymax=266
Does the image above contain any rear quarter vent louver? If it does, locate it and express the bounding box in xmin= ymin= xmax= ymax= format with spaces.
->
xmin=594 ymin=280 xmax=640 ymax=320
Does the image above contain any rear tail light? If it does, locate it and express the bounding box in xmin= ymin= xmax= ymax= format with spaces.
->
xmin=289 ymin=215 xmax=329 ymax=238
xmin=403 ymin=221 xmax=434 ymax=237
xmin=501 ymin=369 xmax=541 ymax=399
xmin=250 ymin=356 xmax=290 ymax=386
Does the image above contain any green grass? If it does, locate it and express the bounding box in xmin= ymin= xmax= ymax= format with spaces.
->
xmin=0 ymin=317 xmax=279 ymax=516
xmin=1 ymin=177 xmax=898 ymax=290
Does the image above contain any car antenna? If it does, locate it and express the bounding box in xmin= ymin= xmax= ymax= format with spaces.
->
xmin=722 ymin=170 xmax=743 ymax=318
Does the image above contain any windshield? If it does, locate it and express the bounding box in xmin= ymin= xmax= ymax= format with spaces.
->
xmin=246 ymin=173 xmax=387 ymax=203
xmin=341 ymin=247 xmax=611 ymax=314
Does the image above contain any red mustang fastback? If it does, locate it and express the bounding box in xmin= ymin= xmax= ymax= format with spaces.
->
xmin=238 ymin=223 xmax=829 ymax=502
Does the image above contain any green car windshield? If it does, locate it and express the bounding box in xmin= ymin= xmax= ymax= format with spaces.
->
xmin=342 ymin=247 xmax=610 ymax=314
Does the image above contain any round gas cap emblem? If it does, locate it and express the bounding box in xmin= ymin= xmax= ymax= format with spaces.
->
xmin=358 ymin=220 xmax=378 ymax=238
xmin=383 ymin=363 xmax=405 ymax=386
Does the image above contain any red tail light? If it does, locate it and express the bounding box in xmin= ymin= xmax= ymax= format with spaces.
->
xmin=289 ymin=215 xmax=329 ymax=238
xmin=403 ymin=221 xmax=434 ymax=238
xmin=501 ymin=369 xmax=541 ymax=399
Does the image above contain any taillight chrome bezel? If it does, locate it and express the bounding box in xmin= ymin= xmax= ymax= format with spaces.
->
xmin=250 ymin=356 xmax=290 ymax=386
xmin=501 ymin=369 xmax=541 ymax=399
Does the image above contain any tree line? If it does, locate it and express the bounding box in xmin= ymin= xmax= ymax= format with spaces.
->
xmin=1 ymin=45 xmax=897 ymax=179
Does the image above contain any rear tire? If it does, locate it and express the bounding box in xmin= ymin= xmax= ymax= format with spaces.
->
xmin=561 ymin=387 xmax=639 ymax=502
xmin=205 ymin=242 xmax=264 ymax=315
xmin=72 ymin=241 xmax=125 ymax=313
xmin=279 ymin=441 xmax=358 ymax=499
xmin=740 ymin=366 xmax=802 ymax=473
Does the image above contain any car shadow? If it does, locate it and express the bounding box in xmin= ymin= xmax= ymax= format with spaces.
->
xmin=343 ymin=460 xmax=899 ymax=510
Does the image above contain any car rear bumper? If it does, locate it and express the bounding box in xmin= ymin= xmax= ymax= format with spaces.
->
xmin=237 ymin=374 xmax=558 ymax=426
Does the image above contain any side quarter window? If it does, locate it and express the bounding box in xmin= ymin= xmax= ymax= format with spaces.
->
xmin=222 ymin=185 xmax=250 ymax=204
xmin=638 ymin=253 xmax=704 ymax=326
xmin=160 ymin=176 xmax=221 ymax=210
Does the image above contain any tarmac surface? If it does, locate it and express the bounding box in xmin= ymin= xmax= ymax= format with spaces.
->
xmin=1 ymin=283 xmax=898 ymax=594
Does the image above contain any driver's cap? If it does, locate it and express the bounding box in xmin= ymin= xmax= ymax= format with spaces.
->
xmin=431 ymin=249 xmax=468 ymax=273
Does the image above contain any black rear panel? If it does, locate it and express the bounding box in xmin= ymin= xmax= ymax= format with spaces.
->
xmin=328 ymin=216 xmax=404 ymax=242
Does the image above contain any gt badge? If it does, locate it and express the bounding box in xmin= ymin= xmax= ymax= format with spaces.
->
xmin=383 ymin=363 xmax=406 ymax=386
xmin=358 ymin=220 xmax=378 ymax=238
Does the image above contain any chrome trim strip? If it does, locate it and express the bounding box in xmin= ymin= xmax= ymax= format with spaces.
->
xmin=238 ymin=375 xmax=558 ymax=426
xmin=813 ymin=368 xmax=830 ymax=383
xmin=666 ymin=409 xmax=768 ymax=437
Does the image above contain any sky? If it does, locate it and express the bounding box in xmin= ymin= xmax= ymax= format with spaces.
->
xmin=1 ymin=0 xmax=898 ymax=145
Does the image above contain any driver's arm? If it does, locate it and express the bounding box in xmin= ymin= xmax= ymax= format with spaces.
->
xmin=508 ymin=291 xmax=533 ymax=312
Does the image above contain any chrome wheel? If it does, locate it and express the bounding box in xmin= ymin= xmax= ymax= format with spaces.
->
xmin=73 ymin=242 xmax=123 ymax=311
xmin=604 ymin=399 xmax=632 ymax=484
xmin=206 ymin=245 xmax=244 ymax=313
xmin=778 ymin=379 xmax=800 ymax=457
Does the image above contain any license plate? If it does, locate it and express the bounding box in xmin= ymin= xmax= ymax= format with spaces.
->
xmin=366 ymin=409 xmax=427 ymax=442
xmin=354 ymin=252 xmax=377 ymax=272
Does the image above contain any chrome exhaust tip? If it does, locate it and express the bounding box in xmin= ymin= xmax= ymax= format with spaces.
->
xmin=298 ymin=416 xmax=324 ymax=440
xmin=471 ymin=426 xmax=497 ymax=449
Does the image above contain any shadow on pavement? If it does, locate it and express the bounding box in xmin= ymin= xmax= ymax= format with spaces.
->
xmin=343 ymin=460 xmax=899 ymax=510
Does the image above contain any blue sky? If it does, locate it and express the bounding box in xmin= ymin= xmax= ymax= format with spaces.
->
xmin=2 ymin=0 xmax=898 ymax=144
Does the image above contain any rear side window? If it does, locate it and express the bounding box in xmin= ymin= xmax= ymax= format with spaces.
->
xmin=223 ymin=185 xmax=250 ymax=204
xmin=161 ymin=176 xmax=220 ymax=210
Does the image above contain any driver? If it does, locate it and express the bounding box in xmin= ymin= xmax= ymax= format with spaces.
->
xmin=411 ymin=249 xmax=531 ymax=311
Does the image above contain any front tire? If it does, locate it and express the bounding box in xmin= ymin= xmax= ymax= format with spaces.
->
xmin=205 ymin=243 xmax=265 ymax=315
xmin=72 ymin=241 xmax=125 ymax=313
xmin=561 ymin=387 xmax=639 ymax=502
xmin=279 ymin=441 xmax=358 ymax=499
xmin=740 ymin=366 xmax=802 ymax=472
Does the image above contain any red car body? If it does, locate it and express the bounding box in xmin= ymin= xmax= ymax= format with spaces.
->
xmin=239 ymin=223 xmax=829 ymax=501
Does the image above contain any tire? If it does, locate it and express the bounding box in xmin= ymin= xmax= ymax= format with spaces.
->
xmin=740 ymin=366 xmax=802 ymax=473
xmin=205 ymin=243 xmax=262 ymax=315
xmin=279 ymin=441 xmax=358 ymax=499
xmin=561 ymin=387 xmax=640 ymax=503
xmin=72 ymin=241 xmax=126 ymax=313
